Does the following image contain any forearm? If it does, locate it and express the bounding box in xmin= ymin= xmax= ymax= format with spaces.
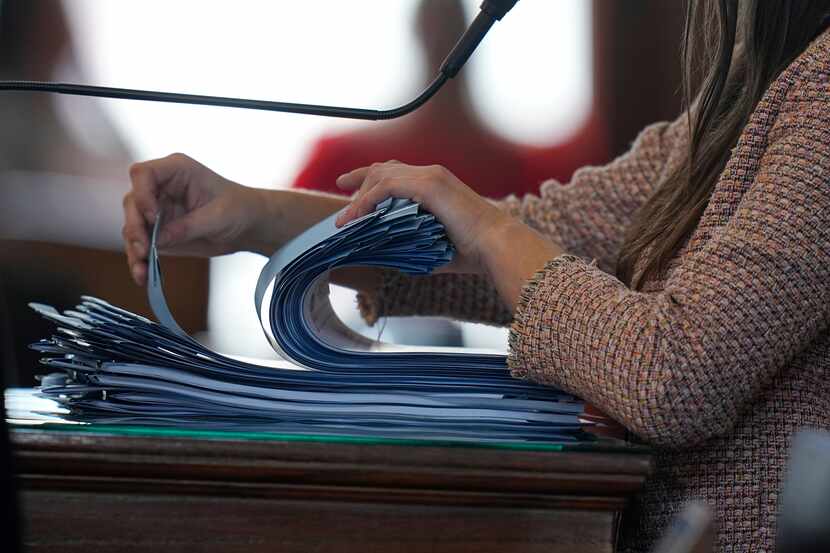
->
xmin=244 ymin=188 xmax=349 ymax=256
xmin=498 ymin=118 xmax=685 ymax=273
xmin=241 ymin=187 xmax=384 ymax=293
xmin=355 ymin=270 xmax=514 ymax=327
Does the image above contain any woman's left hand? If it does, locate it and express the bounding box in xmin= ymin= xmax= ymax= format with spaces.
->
xmin=336 ymin=161 xmax=506 ymax=275
xmin=335 ymin=161 xmax=565 ymax=311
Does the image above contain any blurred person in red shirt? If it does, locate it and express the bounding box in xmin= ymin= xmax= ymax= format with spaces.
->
xmin=292 ymin=0 xmax=607 ymax=199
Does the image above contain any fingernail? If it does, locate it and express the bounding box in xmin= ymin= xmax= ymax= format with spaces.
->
xmin=131 ymin=240 xmax=145 ymax=256
xmin=144 ymin=209 xmax=157 ymax=221
xmin=131 ymin=264 xmax=142 ymax=284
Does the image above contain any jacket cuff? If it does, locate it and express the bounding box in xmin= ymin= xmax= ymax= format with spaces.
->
xmin=356 ymin=269 xmax=401 ymax=326
xmin=507 ymin=254 xmax=594 ymax=383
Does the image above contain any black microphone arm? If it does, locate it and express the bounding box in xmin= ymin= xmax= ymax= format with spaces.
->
xmin=0 ymin=0 xmax=519 ymax=121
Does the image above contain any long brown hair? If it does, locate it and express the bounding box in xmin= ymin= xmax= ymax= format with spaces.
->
xmin=617 ymin=0 xmax=830 ymax=290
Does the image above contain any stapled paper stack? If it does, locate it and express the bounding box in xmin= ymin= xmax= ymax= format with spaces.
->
xmin=30 ymin=198 xmax=589 ymax=443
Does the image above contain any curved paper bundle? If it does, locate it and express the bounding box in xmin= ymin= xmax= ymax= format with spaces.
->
xmin=253 ymin=198 xmax=507 ymax=372
xmin=30 ymin=199 xmax=588 ymax=443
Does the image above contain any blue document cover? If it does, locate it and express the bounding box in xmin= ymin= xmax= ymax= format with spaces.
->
xmin=29 ymin=199 xmax=590 ymax=443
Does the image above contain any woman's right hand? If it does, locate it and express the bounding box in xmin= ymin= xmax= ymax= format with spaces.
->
xmin=122 ymin=153 xmax=270 ymax=286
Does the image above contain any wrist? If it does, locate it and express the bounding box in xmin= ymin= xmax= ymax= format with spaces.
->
xmin=477 ymin=212 xmax=520 ymax=277
xmin=330 ymin=266 xmax=383 ymax=294
xmin=241 ymin=188 xmax=284 ymax=256
xmin=481 ymin=217 xmax=564 ymax=312
xmin=242 ymin=188 xmax=349 ymax=257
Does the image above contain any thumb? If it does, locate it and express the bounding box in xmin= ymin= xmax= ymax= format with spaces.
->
xmin=157 ymin=201 xmax=226 ymax=247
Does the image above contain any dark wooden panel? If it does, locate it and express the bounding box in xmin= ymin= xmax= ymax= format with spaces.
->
xmin=12 ymin=430 xmax=652 ymax=553
xmin=22 ymin=491 xmax=618 ymax=553
xmin=12 ymin=431 xmax=651 ymax=502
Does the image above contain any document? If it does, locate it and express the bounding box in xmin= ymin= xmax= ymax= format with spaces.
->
xmin=29 ymin=198 xmax=589 ymax=443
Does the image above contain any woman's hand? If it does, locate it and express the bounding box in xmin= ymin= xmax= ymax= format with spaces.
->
xmin=335 ymin=161 xmax=511 ymax=275
xmin=335 ymin=161 xmax=565 ymax=311
xmin=122 ymin=153 xmax=272 ymax=286
xmin=123 ymin=153 xmax=350 ymax=287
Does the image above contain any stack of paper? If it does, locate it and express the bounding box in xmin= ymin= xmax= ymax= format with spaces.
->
xmin=30 ymin=198 xmax=589 ymax=443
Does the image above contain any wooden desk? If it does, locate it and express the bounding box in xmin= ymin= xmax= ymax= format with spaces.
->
xmin=11 ymin=428 xmax=651 ymax=553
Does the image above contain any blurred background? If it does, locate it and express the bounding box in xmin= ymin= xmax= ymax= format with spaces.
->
xmin=0 ymin=0 xmax=684 ymax=386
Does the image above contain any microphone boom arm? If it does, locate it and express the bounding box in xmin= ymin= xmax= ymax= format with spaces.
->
xmin=0 ymin=1 xmax=517 ymax=120
xmin=0 ymin=74 xmax=448 ymax=121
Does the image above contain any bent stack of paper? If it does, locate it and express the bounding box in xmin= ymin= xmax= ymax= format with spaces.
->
xmin=30 ymin=198 xmax=590 ymax=443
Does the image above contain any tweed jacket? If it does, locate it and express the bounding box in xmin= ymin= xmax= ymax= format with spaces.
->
xmin=358 ymin=28 xmax=830 ymax=553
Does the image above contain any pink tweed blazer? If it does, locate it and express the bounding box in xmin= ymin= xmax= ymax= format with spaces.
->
xmin=359 ymin=28 xmax=830 ymax=553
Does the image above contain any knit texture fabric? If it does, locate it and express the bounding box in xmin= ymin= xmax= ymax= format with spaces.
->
xmin=357 ymin=29 xmax=830 ymax=553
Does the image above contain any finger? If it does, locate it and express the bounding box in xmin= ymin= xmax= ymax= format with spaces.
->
xmin=348 ymin=174 xmax=426 ymax=223
xmin=122 ymin=193 xmax=149 ymax=251
xmin=335 ymin=166 xmax=370 ymax=191
xmin=350 ymin=178 xmax=405 ymax=219
xmin=335 ymin=160 xmax=402 ymax=191
xmin=130 ymin=262 xmax=148 ymax=287
xmin=157 ymin=199 xmax=227 ymax=248
xmin=352 ymin=163 xmax=427 ymax=211
xmin=128 ymin=162 xmax=161 ymax=224
xmin=123 ymin=233 xmax=148 ymax=279
xmin=336 ymin=163 xmax=407 ymax=226
xmin=128 ymin=153 xmax=193 ymax=224
xmin=335 ymin=171 xmax=380 ymax=226
xmin=122 ymin=194 xmax=151 ymax=285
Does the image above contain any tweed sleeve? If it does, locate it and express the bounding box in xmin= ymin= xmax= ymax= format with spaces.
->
xmin=357 ymin=270 xmax=513 ymax=327
xmin=501 ymin=116 xmax=688 ymax=273
xmin=509 ymin=89 xmax=830 ymax=449
xmin=357 ymin=118 xmax=687 ymax=326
